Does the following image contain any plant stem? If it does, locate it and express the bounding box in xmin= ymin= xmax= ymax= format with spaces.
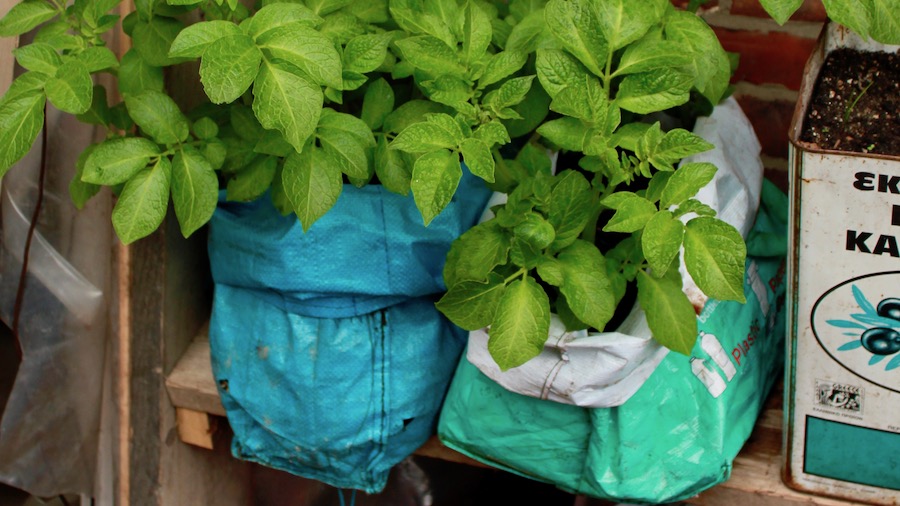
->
xmin=504 ymin=268 xmax=528 ymax=285
xmin=843 ymin=80 xmax=875 ymax=123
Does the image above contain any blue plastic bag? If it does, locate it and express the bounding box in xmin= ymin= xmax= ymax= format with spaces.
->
xmin=208 ymin=174 xmax=492 ymax=492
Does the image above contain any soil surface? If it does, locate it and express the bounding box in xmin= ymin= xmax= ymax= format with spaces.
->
xmin=801 ymin=48 xmax=900 ymax=156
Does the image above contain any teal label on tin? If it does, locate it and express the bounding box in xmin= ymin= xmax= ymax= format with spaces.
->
xmin=805 ymin=416 xmax=900 ymax=491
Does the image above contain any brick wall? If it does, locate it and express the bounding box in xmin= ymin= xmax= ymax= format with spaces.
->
xmin=687 ymin=0 xmax=828 ymax=192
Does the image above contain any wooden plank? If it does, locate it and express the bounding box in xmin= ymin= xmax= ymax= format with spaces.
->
xmin=165 ymin=331 xmax=225 ymax=417
xmin=176 ymin=409 xmax=217 ymax=451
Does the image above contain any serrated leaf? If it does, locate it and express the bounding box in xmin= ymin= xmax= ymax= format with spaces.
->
xmin=242 ymin=3 xmax=321 ymax=40
xmin=602 ymin=192 xmax=656 ymax=233
xmin=13 ymin=43 xmax=61 ymax=75
xmin=317 ymin=126 xmax=370 ymax=179
xmin=76 ymin=46 xmax=119 ymax=72
xmin=616 ymin=67 xmax=692 ymax=114
xmin=125 ymin=91 xmax=190 ymax=145
xmin=637 ymin=269 xmax=697 ymax=355
xmin=642 ymin=210 xmax=684 ymax=276
xmin=390 ymin=114 xmax=462 ymax=153
xmin=374 ymin=135 xmax=410 ymax=195
xmin=536 ymin=117 xmax=588 ymax=152
xmin=395 ymin=35 xmax=462 ymax=76
xmin=0 ymin=92 xmax=45 ymax=178
xmin=111 ymin=157 xmax=172 ymax=244
xmin=460 ymin=137 xmax=494 ymax=182
xmin=258 ymin=25 xmax=342 ymax=89
xmin=0 ymin=1 xmax=58 ymax=37
xmin=83 ymin=137 xmax=160 ymax=185
xmin=545 ymin=0 xmax=607 ymax=75
xmin=557 ymin=240 xmax=614 ymax=330
xmin=437 ymin=273 xmax=506 ymax=330
xmin=252 ymin=60 xmax=323 ymax=151
xmin=361 ymin=78 xmax=394 ymax=130
xmin=118 ymin=49 xmax=164 ymax=96
xmin=282 ymin=148 xmax=343 ymax=231
xmin=133 ymin=17 xmax=185 ymax=67
xmin=488 ymin=276 xmax=550 ymax=371
xmin=200 ymin=33 xmax=262 ymax=104
xmin=343 ymin=32 xmax=393 ymax=73
xmin=169 ymin=20 xmax=241 ymax=58
xmin=684 ymin=217 xmax=746 ymax=302
xmin=548 ymin=169 xmax=592 ymax=250
xmin=171 ymin=146 xmax=218 ymax=237
xmin=443 ymin=221 xmax=510 ymax=287
xmin=661 ymin=162 xmax=717 ymax=209
xmin=411 ymin=149 xmax=461 ymax=226
xmin=44 ymin=60 xmax=92 ymax=114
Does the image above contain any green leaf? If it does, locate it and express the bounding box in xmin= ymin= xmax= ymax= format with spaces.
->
xmin=111 ymin=157 xmax=171 ymax=244
xmin=488 ymin=276 xmax=550 ymax=371
xmin=390 ymin=114 xmax=462 ymax=153
xmin=460 ymin=138 xmax=494 ymax=182
xmin=505 ymin=9 xmax=548 ymax=52
xmin=382 ymin=99 xmax=450 ymax=134
xmin=642 ymin=210 xmax=684 ymax=277
xmin=557 ymin=240 xmax=615 ymax=331
xmin=83 ymin=137 xmax=160 ymax=185
xmin=594 ymin=0 xmax=667 ymax=51
xmin=646 ymin=170 xmax=672 ymax=204
xmin=241 ymin=3 xmax=321 ymax=40
xmin=168 ymin=20 xmax=241 ymax=58
xmin=661 ymin=162 xmax=717 ymax=209
xmin=444 ymin=221 xmax=511 ymax=287
xmin=549 ymin=77 xmax=607 ymax=123
xmin=200 ymin=33 xmax=262 ymax=104
xmin=317 ymin=108 xmax=376 ymax=147
xmin=478 ymin=50 xmax=528 ymax=90
xmin=683 ymin=217 xmax=746 ymax=302
xmin=125 ymin=91 xmax=190 ymax=145
xmin=648 ymin=129 xmax=714 ymax=172
xmin=192 ymin=117 xmax=218 ymax=140
xmin=821 ymin=0 xmax=871 ymax=41
xmin=758 ymin=0 xmax=803 ymax=24
xmin=536 ymin=117 xmax=588 ymax=152
xmin=411 ymin=149 xmax=461 ymax=226
xmin=436 ymin=273 xmax=506 ymax=330
xmin=473 ymin=121 xmax=510 ymax=147
xmin=76 ymin=46 xmax=119 ymax=72
xmin=76 ymin=84 xmax=111 ymax=125
xmin=253 ymin=129 xmax=292 ymax=157
xmin=13 ymin=43 xmax=61 ymax=75
xmin=0 ymin=92 xmax=45 ymax=178
xmin=70 ymin=145 xmax=101 ymax=209
xmin=663 ymin=10 xmax=731 ymax=105
xmin=258 ymin=25 xmax=342 ymax=89
xmin=361 ymin=78 xmax=394 ymax=130
xmin=535 ymin=48 xmax=591 ymax=98
xmin=548 ymin=169 xmax=592 ymax=250
xmin=544 ymin=0 xmax=607 ymax=75
xmin=202 ymin=139 xmax=227 ymax=170
xmin=0 ymin=72 xmax=47 ymax=107
xmin=252 ymin=60 xmax=323 ymax=151
xmin=614 ymin=39 xmax=691 ymax=77
xmin=305 ymin=0 xmax=352 ymax=15
xmin=861 ymin=0 xmax=900 ymax=44
xmin=462 ymin=0 xmax=492 ymax=67
xmin=389 ymin=2 xmax=456 ymax=47
xmin=317 ymin=126 xmax=370 ymax=179
xmin=343 ymin=32 xmax=393 ymax=73
xmin=637 ymin=269 xmax=697 ymax=355
xmin=616 ymin=67 xmax=692 ymax=114
xmin=171 ymin=146 xmax=218 ymax=237
xmin=0 ymin=1 xmax=58 ymax=37
xmin=395 ymin=35 xmax=462 ymax=76
xmin=118 ymin=49 xmax=164 ymax=96
xmin=133 ymin=17 xmax=185 ymax=67
xmin=420 ymin=75 xmax=472 ymax=109
xmin=485 ymin=75 xmax=534 ymax=111
xmin=602 ymin=191 xmax=656 ymax=233
xmin=44 ymin=60 xmax=92 ymax=114
xmin=374 ymin=135 xmax=410 ymax=195
xmin=282 ymin=148 xmax=343 ymax=231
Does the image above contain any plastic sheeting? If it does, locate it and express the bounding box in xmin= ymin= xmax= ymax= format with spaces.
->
xmin=0 ymin=106 xmax=112 ymax=497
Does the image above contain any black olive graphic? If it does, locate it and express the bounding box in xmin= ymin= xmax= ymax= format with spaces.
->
xmin=877 ymin=298 xmax=900 ymax=322
xmin=860 ymin=327 xmax=900 ymax=355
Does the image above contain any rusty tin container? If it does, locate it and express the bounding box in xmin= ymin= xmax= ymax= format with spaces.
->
xmin=785 ymin=23 xmax=900 ymax=504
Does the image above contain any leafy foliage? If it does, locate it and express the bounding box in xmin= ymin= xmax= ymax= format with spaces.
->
xmin=0 ymin=0 xmax=749 ymax=370
xmin=760 ymin=0 xmax=900 ymax=44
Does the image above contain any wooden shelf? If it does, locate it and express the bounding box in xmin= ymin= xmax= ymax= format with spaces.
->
xmin=165 ymin=330 xmax=864 ymax=505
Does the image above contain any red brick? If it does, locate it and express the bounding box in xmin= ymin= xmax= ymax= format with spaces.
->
xmin=735 ymin=94 xmax=798 ymax=159
xmin=731 ymin=0 xmax=828 ymax=22
xmin=714 ymin=27 xmax=818 ymax=90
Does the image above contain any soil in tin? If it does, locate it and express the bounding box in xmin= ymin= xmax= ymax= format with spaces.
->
xmin=801 ymin=48 xmax=900 ymax=156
